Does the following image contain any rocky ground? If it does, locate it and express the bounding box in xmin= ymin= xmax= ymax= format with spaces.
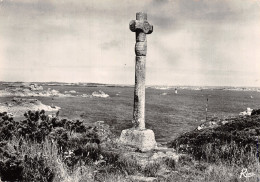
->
xmin=0 ymin=83 xmax=110 ymax=98
xmin=0 ymin=97 xmax=60 ymax=117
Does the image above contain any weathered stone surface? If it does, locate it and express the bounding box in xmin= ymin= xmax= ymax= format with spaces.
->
xmin=129 ymin=20 xmax=153 ymax=34
xmin=107 ymin=141 xmax=182 ymax=172
xmin=120 ymin=12 xmax=155 ymax=151
xmin=135 ymin=42 xmax=147 ymax=56
xmin=136 ymin=32 xmax=146 ymax=42
xmin=133 ymin=56 xmax=146 ymax=130
xmin=120 ymin=129 xmax=156 ymax=152
xmin=136 ymin=12 xmax=147 ymax=20
xmin=129 ymin=20 xmax=136 ymax=32
xmin=131 ymin=12 xmax=153 ymax=130
xmin=129 ymin=175 xmax=157 ymax=182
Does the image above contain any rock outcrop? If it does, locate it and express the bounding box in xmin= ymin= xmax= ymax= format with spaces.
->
xmin=92 ymin=90 xmax=109 ymax=98
xmin=0 ymin=98 xmax=60 ymax=117
xmin=0 ymin=87 xmax=72 ymax=97
xmin=239 ymin=107 xmax=253 ymax=116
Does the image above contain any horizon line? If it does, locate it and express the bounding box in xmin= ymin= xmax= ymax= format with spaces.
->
xmin=0 ymin=81 xmax=260 ymax=88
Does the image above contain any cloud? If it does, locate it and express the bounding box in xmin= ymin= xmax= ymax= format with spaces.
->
xmin=0 ymin=0 xmax=55 ymax=17
xmin=145 ymin=0 xmax=260 ymax=32
xmin=100 ymin=40 xmax=121 ymax=50
xmin=0 ymin=0 xmax=259 ymax=86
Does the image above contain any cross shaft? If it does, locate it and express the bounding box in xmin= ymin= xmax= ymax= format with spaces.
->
xmin=130 ymin=12 xmax=153 ymax=130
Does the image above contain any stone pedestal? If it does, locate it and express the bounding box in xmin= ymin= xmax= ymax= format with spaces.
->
xmin=120 ymin=128 xmax=157 ymax=152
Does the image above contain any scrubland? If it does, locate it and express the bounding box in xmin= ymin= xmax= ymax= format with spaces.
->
xmin=0 ymin=84 xmax=260 ymax=181
xmin=0 ymin=110 xmax=260 ymax=181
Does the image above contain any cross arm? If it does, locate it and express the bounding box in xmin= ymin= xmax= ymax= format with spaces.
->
xmin=129 ymin=20 xmax=153 ymax=34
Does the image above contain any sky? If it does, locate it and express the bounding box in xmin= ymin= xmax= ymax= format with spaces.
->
xmin=0 ymin=0 xmax=260 ymax=87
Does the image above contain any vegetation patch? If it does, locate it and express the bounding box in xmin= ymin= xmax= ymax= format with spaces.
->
xmin=1 ymin=109 xmax=260 ymax=181
xmin=0 ymin=110 xmax=110 ymax=181
xmin=169 ymin=112 xmax=260 ymax=165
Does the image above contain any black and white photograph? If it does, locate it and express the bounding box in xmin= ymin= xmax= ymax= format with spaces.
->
xmin=0 ymin=0 xmax=260 ymax=181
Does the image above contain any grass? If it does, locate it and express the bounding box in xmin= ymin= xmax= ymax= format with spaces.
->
xmin=169 ymin=115 xmax=260 ymax=163
xmin=8 ymin=137 xmax=96 ymax=182
xmin=0 ymin=111 xmax=156 ymax=181
xmin=166 ymin=114 xmax=260 ymax=181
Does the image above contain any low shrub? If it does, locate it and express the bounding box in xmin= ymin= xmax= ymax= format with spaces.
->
xmin=0 ymin=111 xmax=101 ymax=181
xmin=169 ymin=114 xmax=260 ymax=164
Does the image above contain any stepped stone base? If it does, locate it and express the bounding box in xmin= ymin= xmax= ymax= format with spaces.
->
xmin=119 ymin=128 xmax=157 ymax=152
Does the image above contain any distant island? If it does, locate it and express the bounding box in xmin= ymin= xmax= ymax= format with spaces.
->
xmin=1 ymin=81 xmax=260 ymax=92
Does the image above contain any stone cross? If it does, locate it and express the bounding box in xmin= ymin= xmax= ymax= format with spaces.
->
xmin=129 ymin=12 xmax=153 ymax=130
xmin=119 ymin=12 xmax=156 ymax=152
